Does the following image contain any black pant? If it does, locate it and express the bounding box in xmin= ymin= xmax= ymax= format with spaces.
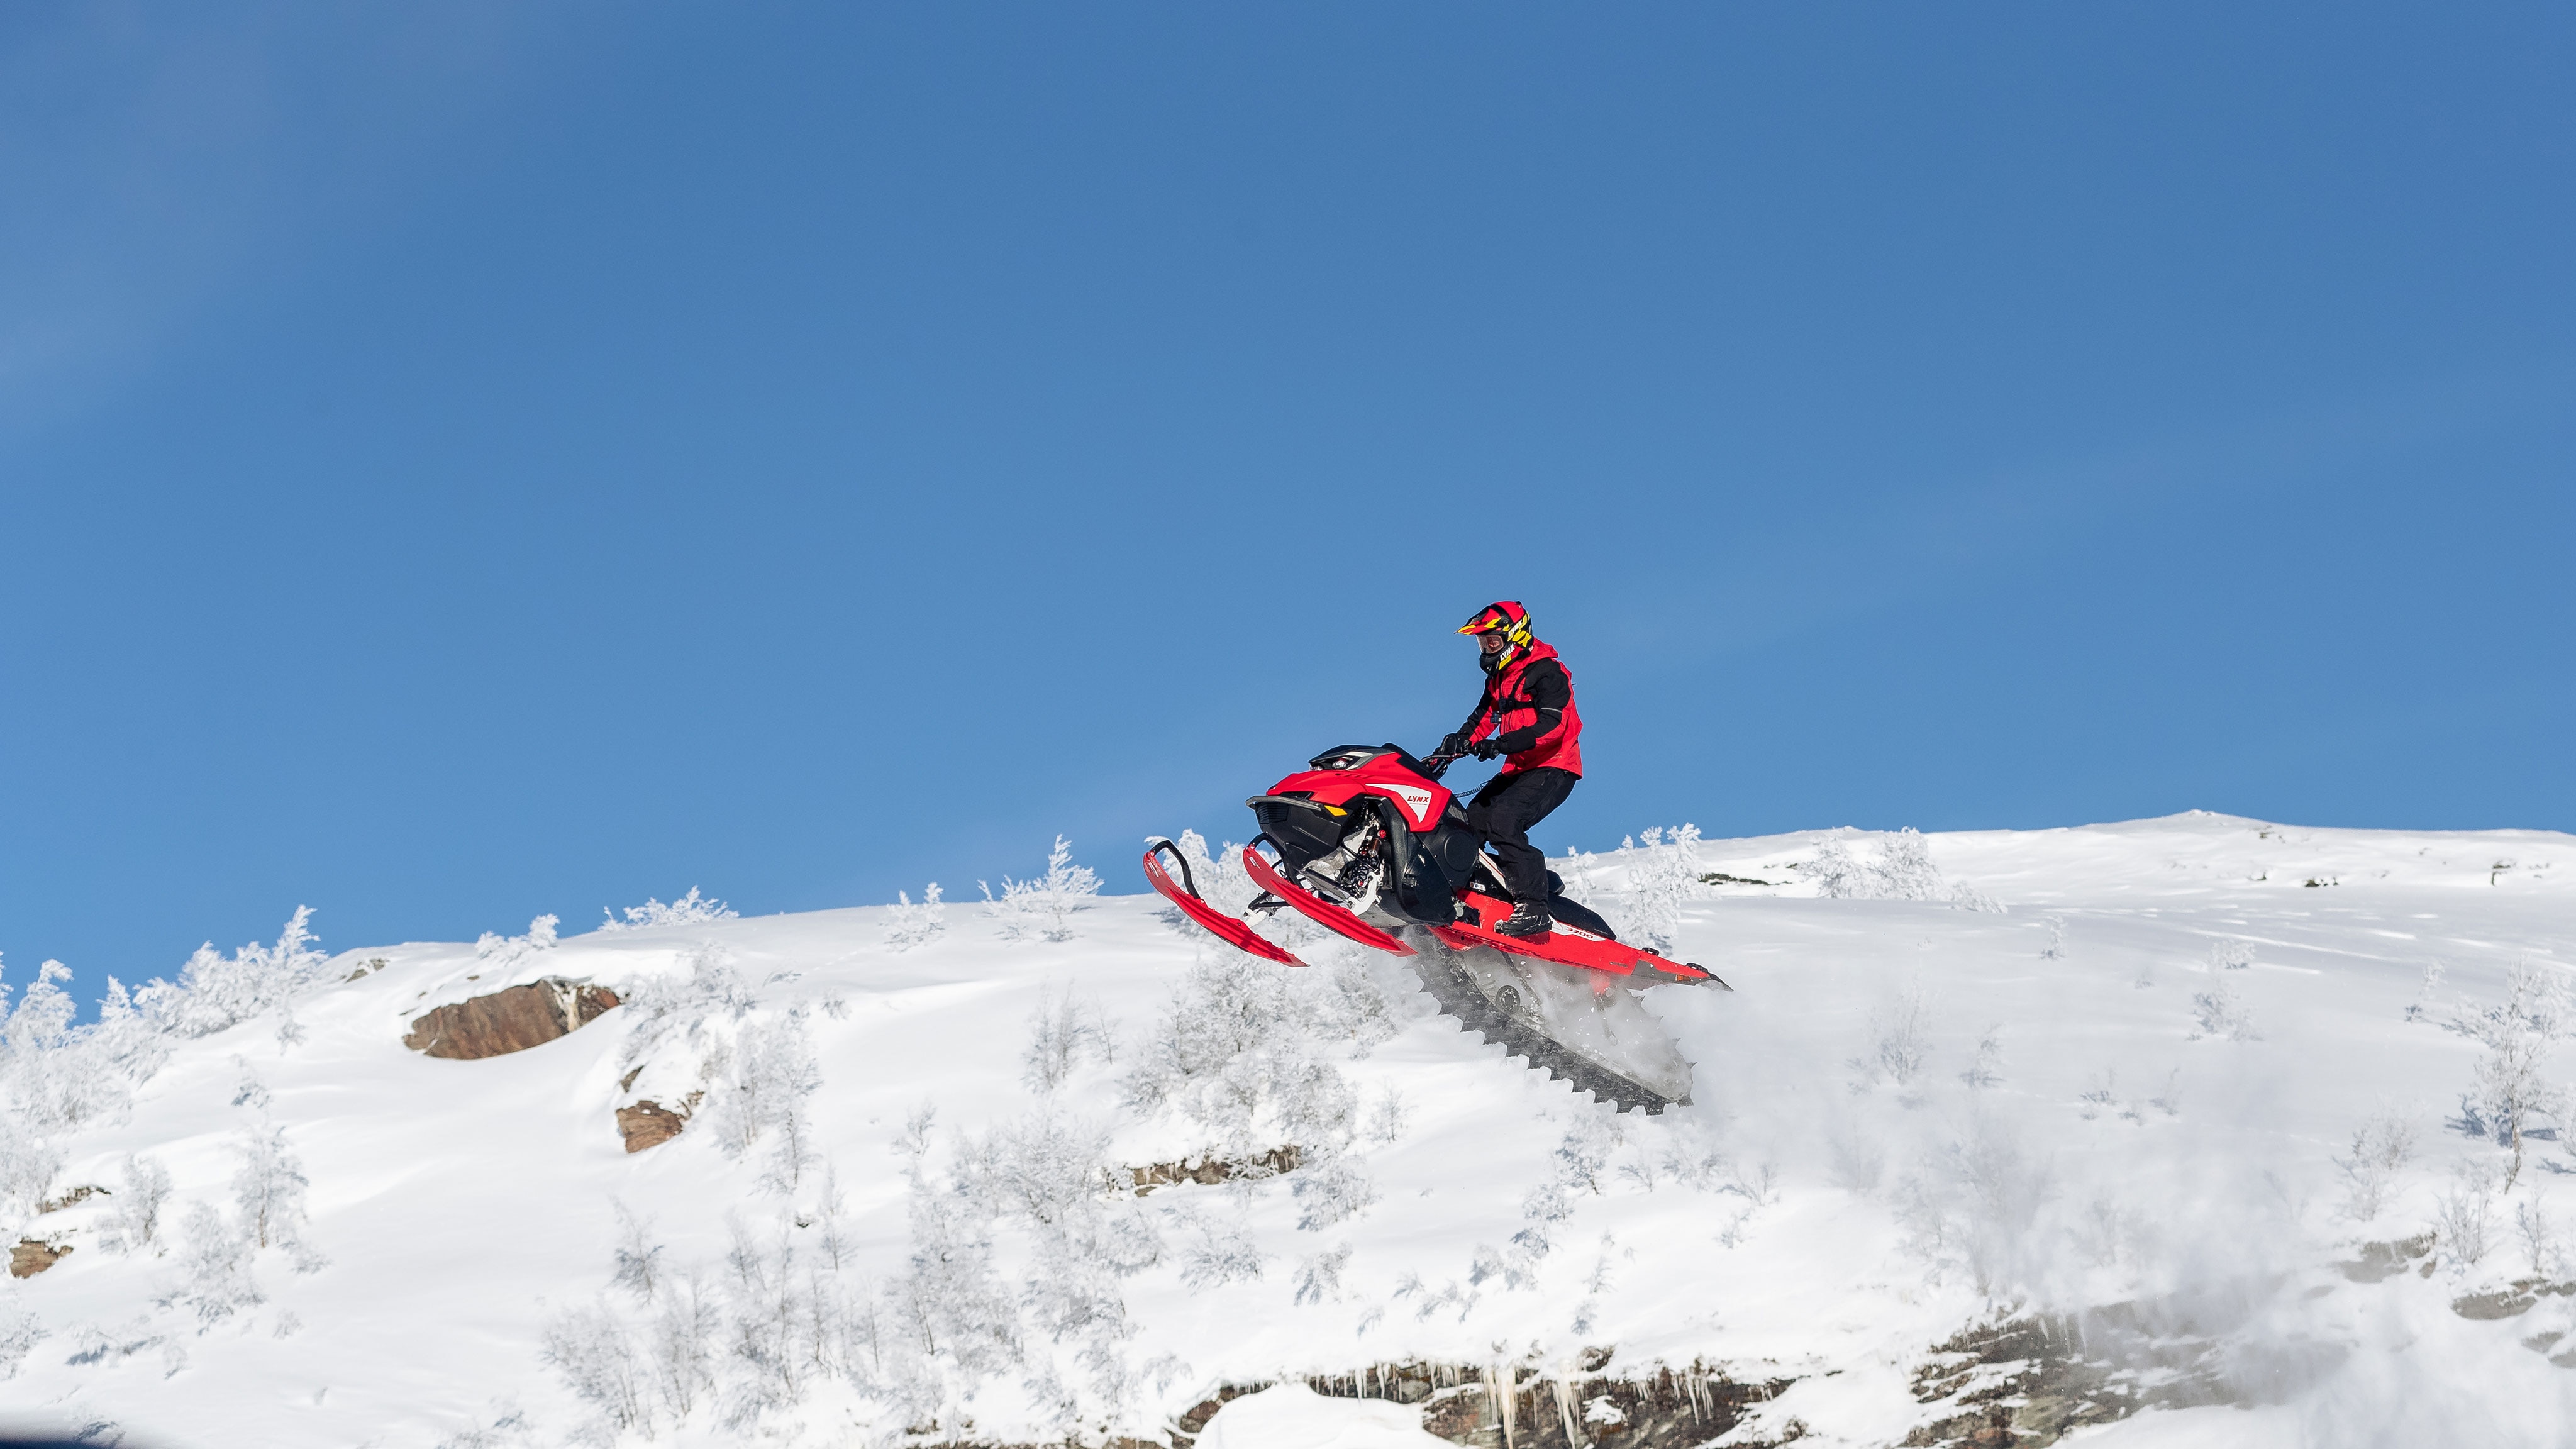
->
xmin=1465 ymin=767 xmax=1579 ymax=905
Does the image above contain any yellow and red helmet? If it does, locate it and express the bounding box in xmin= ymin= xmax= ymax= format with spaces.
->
xmin=1458 ymin=601 xmax=1535 ymax=669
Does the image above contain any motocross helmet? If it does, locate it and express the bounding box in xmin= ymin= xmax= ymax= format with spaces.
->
xmin=1458 ymin=600 xmax=1534 ymax=673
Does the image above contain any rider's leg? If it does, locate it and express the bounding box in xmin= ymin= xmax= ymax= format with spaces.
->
xmin=1463 ymin=767 xmax=1579 ymax=904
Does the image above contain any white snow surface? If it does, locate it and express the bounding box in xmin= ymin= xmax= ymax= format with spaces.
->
xmin=2 ymin=812 xmax=2573 ymax=1447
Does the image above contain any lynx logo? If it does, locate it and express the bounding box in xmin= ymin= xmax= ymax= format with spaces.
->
xmin=1375 ymin=783 xmax=1435 ymax=825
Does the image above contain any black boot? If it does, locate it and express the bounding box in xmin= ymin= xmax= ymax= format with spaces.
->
xmin=1494 ymin=901 xmax=1552 ymax=938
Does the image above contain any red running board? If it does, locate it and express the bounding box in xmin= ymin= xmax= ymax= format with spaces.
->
xmin=1432 ymin=890 xmax=1726 ymax=987
xmin=1142 ymin=843 xmax=1305 ymax=965
xmin=1240 ymin=847 xmax=1416 ymax=956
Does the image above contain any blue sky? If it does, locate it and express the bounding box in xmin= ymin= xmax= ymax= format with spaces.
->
xmin=4 ymin=4 xmax=2570 ymax=1008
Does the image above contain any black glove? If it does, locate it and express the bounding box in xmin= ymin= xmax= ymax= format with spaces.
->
xmin=1435 ymin=732 xmax=1472 ymax=759
xmin=1470 ymin=737 xmax=1503 ymax=760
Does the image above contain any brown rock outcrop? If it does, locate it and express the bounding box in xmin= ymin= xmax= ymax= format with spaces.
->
xmin=617 ymin=1099 xmax=689 ymax=1153
xmin=1129 ymin=1146 xmax=1301 ymax=1195
xmin=10 ymin=1239 xmax=70 ymax=1278
xmin=402 ymin=977 xmax=620 ymax=1060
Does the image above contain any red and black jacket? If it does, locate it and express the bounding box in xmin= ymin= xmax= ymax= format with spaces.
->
xmin=1458 ymin=640 xmax=1583 ymax=777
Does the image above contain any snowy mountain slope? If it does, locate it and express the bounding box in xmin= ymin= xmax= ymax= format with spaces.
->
xmin=1 ymin=813 xmax=2572 ymax=1448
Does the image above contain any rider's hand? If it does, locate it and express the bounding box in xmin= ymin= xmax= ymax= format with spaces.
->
xmin=1436 ymin=732 xmax=1472 ymax=759
xmin=1470 ymin=738 xmax=1503 ymax=760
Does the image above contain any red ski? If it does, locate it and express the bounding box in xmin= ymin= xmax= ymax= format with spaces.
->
xmin=1143 ymin=840 xmax=1303 ymax=966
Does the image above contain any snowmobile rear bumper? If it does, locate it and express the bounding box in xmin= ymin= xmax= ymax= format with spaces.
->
xmin=1143 ymin=841 xmax=1305 ymax=966
xmin=1240 ymin=845 xmax=1416 ymax=956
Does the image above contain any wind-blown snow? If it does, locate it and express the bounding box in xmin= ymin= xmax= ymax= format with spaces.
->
xmin=1 ymin=812 xmax=2572 ymax=1447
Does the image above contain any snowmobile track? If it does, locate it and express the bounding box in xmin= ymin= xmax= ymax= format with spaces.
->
xmin=1405 ymin=934 xmax=1687 ymax=1115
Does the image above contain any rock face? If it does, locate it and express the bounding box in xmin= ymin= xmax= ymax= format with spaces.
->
xmin=10 ymin=1239 xmax=70 ymax=1279
xmin=402 ymin=978 xmax=620 ymax=1060
xmin=616 ymin=1099 xmax=690 ymax=1153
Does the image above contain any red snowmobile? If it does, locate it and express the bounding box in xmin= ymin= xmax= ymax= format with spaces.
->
xmin=1146 ymin=743 xmax=1729 ymax=1113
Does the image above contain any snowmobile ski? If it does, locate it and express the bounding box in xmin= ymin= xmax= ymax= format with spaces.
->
xmin=1240 ymin=843 xmax=1416 ymax=956
xmin=1142 ymin=840 xmax=1304 ymax=966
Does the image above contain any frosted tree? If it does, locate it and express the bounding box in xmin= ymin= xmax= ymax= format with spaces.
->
xmin=138 ymin=908 xmax=331 ymax=1039
xmin=1614 ymin=826 xmax=1705 ymax=953
xmin=163 ymin=1201 xmax=263 ymax=1323
xmin=1803 ymin=830 xmax=2002 ymax=911
xmin=885 ymin=883 xmax=948 ymax=951
xmin=2450 ymin=961 xmax=2573 ymax=1189
xmin=1022 ymin=987 xmax=1112 ymax=1093
xmin=475 ymin=914 xmax=562 ymax=974
xmin=615 ymin=944 xmax=755 ymax=1072
xmin=599 ymin=887 xmax=737 ymax=932
xmin=610 ymin=1202 xmax=665 ymax=1301
xmin=700 ymin=1009 xmax=825 ymax=1192
xmin=541 ymin=1302 xmax=650 ymax=1436
xmin=0 ymin=1304 xmax=45 ymax=1382
xmin=982 ymin=836 xmax=1101 ymax=943
xmin=233 ymin=1121 xmax=326 ymax=1270
xmin=106 ymin=1153 xmax=175 ymax=1255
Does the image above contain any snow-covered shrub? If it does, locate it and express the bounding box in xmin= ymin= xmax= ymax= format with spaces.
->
xmin=2189 ymin=979 xmax=2258 ymax=1041
xmin=1174 ymin=1209 xmax=1267 ymax=1289
xmin=0 ymin=1304 xmax=44 ymax=1381
xmin=1122 ymin=952 xmax=1370 ymax=1157
xmin=615 ymin=944 xmax=755 ymax=1072
xmin=233 ymin=1121 xmax=324 ymax=1270
xmin=884 ymin=883 xmax=947 ymax=951
xmin=2 ymin=957 xmax=132 ymax=1133
xmin=1858 ymin=984 xmax=1935 ymax=1087
xmin=2336 ymin=1111 xmax=2416 ymax=1221
xmin=1960 ymin=1025 xmax=2005 ymax=1089
xmin=599 ymin=887 xmax=736 ymax=933
xmin=163 ymin=1201 xmax=263 ymax=1324
xmin=1290 ymin=1155 xmax=1377 ymax=1231
xmin=982 ymin=836 xmax=1101 ymax=943
xmin=541 ymin=1302 xmax=650 ymax=1436
xmin=2519 ymin=1196 xmax=2562 ymax=1280
xmin=699 ymin=1009 xmax=824 ymax=1192
xmin=1613 ymin=825 xmax=1705 ymax=953
xmin=106 ymin=1153 xmax=174 ymax=1255
xmin=609 ymin=1202 xmax=663 ymax=1302
xmin=2450 ymin=962 xmax=2573 ymax=1187
xmin=475 ymin=915 xmax=561 ymax=975
xmin=0 ymin=1118 xmax=62 ymax=1221
xmin=2406 ymin=959 xmax=2447 ymax=1023
xmin=138 ymin=907 xmax=331 ymax=1040
xmin=2436 ymin=1162 xmax=2499 ymax=1269
xmin=1292 ymin=1242 xmax=1352 ymax=1305
xmin=1021 ymin=987 xmax=1111 ymax=1094
xmin=1804 ymin=830 xmax=2004 ymax=912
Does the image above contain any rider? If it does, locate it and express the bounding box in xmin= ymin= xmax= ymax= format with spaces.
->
xmin=1435 ymin=601 xmax=1583 ymax=938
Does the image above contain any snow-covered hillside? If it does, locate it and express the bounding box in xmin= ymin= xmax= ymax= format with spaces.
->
xmin=4 ymin=813 xmax=2574 ymax=1448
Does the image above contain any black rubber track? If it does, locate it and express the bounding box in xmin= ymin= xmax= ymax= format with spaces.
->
xmin=1401 ymin=931 xmax=1687 ymax=1115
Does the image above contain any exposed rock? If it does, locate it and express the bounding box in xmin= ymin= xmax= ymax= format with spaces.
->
xmin=1170 ymin=1360 xmax=1790 ymax=1449
xmin=402 ymin=978 xmax=621 ymax=1060
xmin=2341 ymin=1234 xmax=2434 ymax=1282
xmin=2455 ymin=1279 xmax=2576 ymax=1321
xmin=1129 ymin=1146 xmax=1301 ymax=1194
xmin=37 ymin=1184 xmax=108 ymax=1214
xmin=617 ymin=1096 xmax=696 ymax=1153
xmin=10 ymin=1238 xmax=71 ymax=1278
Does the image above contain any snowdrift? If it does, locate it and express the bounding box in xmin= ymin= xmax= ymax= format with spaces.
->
xmin=3 ymin=813 xmax=2573 ymax=1448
